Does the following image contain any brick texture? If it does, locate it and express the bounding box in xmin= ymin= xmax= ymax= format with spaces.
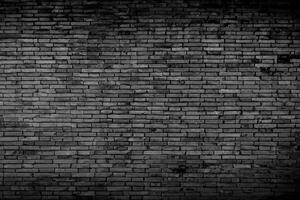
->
xmin=0 ymin=0 xmax=300 ymax=199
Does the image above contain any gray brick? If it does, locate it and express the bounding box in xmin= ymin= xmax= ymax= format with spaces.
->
xmin=0 ymin=0 xmax=299 ymax=199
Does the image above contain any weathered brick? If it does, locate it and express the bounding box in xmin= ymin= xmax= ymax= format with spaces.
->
xmin=0 ymin=0 xmax=299 ymax=199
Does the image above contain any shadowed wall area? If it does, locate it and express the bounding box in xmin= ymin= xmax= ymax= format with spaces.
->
xmin=0 ymin=0 xmax=300 ymax=199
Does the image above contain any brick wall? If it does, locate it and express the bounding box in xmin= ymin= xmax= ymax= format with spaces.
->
xmin=0 ymin=0 xmax=299 ymax=199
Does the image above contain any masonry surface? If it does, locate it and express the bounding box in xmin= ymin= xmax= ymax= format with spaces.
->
xmin=0 ymin=0 xmax=300 ymax=199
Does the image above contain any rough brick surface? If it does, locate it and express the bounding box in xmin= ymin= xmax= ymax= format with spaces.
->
xmin=0 ymin=0 xmax=300 ymax=199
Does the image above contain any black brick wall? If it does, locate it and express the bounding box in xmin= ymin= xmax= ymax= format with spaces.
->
xmin=0 ymin=0 xmax=300 ymax=199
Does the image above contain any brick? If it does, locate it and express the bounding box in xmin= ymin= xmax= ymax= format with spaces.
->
xmin=0 ymin=0 xmax=299 ymax=199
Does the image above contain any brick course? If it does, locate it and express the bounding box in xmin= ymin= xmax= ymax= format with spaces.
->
xmin=0 ymin=0 xmax=300 ymax=199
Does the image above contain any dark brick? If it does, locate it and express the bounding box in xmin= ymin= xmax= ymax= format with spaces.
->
xmin=277 ymin=55 xmax=291 ymax=64
xmin=0 ymin=0 xmax=299 ymax=199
